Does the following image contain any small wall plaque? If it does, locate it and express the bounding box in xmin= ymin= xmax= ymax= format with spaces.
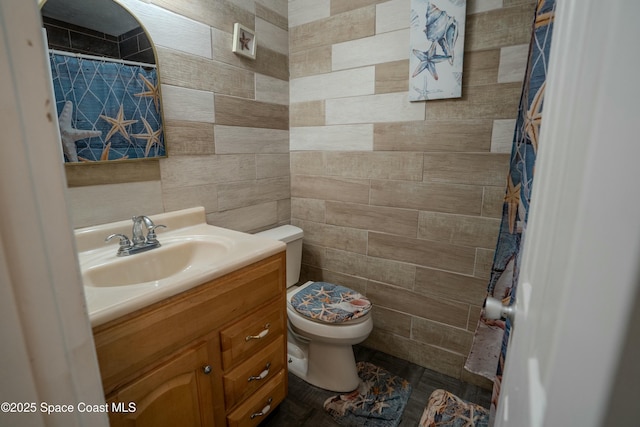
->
xmin=232 ymin=23 xmax=256 ymax=59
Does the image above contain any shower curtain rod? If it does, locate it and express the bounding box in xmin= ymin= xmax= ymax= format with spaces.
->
xmin=49 ymin=49 xmax=157 ymax=69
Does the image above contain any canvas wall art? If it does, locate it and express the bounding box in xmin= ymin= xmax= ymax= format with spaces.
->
xmin=409 ymin=0 xmax=467 ymax=101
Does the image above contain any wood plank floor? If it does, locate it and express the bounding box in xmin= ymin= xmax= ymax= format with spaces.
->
xmin=261 ymin=345 xmax=492 ymax=426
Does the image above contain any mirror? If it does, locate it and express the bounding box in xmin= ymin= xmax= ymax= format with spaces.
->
xmin=41 ymin=0 xmax=166 ymax=164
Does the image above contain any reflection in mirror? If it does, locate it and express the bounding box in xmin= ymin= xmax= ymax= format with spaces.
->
xmin=41 ymin=0 xmax=166 ymax=163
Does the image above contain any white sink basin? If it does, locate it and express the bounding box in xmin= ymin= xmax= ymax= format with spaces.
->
xmin=82 ymin=237 xmax=233 ymax=287
xmin=75 ymin=207 xmax=285 ymax=327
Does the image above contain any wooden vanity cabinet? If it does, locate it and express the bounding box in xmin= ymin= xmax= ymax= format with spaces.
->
xmin=106 ymin=336 xmax=218 ymax=427
xmin=92 ymin=252 xmax=287 ymax=427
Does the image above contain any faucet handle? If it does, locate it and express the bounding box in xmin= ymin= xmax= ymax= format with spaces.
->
xmin=146 ymin=224 xmax=166 ymax=243
xmin=105 ymin=233 xmax=131 ymax=248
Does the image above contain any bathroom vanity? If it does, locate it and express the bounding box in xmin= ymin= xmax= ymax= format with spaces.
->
xmin=76 ymin=208 xmax=287 ymax=426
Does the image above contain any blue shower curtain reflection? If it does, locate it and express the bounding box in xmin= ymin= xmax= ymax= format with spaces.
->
xmin=49 ymin=52 xmax=165 ymax=162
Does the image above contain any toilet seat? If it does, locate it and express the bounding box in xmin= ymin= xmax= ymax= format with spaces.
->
xmin=288 ymin=281 xmax=372 ymax=325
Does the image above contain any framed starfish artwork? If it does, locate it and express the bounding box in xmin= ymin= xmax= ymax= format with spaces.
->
xmin=409 ymin=0 xmax=467 ymax=101
xmin=232 ymin=23 xmax=256 ymax=59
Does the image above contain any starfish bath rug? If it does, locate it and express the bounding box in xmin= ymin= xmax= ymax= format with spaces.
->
xmin=323 ymin=362 xmax=412 ymax=427
xmin=419 ymin=389 xmax=489 ymax=427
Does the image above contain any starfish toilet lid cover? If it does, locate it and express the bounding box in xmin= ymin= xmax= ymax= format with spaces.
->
xmin=290 ymin=282 xmax=372 ymax=324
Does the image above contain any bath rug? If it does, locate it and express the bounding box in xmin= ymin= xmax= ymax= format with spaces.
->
xmin=323 ymin=361 xmax=411 ymax=427
xmin=419 ymin=389 xmax=489 ymax=427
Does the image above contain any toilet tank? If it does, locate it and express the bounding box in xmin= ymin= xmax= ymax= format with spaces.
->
xmin=255 ymin=225 xmax=303 ymax=288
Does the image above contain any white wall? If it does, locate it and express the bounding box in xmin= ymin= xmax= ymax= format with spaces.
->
xmin=0 ymin=1 xmax=107 ymax=426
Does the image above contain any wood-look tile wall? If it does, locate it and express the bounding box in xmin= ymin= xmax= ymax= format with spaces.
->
xmin=66 ymin=0 xmax=290 ymax=232
xmin=65 ymin=0 xmax=534 ymax=388
xmin=289 ymin=0 xmax=535 ymax=386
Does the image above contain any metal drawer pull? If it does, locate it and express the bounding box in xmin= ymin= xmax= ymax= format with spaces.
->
xmin=202 ymin=365 xmax=212 ymax=375
xmin=248 ymin=362 xmax=271 ymax=382
xmin=249 ymin=398 xmax=272 ymax=419
xmin=245 ymin=323 xmax=270 ymax=341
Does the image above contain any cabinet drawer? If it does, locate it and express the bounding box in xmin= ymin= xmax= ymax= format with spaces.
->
xmin=220 ymin=299 xmax=285 ymax=370
xmin=223 ymin=335 xmax=285 ymax=409
xmin=226 ymin=369 xmax=286 ymax=427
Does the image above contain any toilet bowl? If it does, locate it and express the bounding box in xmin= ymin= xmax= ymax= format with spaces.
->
xmin=287 ymin=281 xmax=373 ymax=391
xmin=255 ymin=225 xmax=373 ymax=392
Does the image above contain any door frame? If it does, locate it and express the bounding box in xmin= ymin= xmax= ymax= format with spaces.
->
xmin=0 ymin=1 xmax=107 ymax=426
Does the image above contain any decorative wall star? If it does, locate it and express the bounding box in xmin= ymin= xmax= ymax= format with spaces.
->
xmin=132 ymin=117 xmax=163 ymax=156
xmin=99 ymin=104 xmax=138 ymax=142
xmin=57 ymin=100 xmax=101 ymax=162
xmin=239 ymin=31 xmax=251 ymax=50
xmin=134 ymin=73 xmax=161 ymax=113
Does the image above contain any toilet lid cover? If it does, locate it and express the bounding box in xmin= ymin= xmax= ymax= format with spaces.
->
xmin=290 ymin=282 xmax=372 ymax=324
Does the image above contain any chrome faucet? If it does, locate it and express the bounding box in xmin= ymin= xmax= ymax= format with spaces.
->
xmin=132 ymin=215 xmax=155 ymax=245
xmin=105 ymin=215 xmax=166 ymax=256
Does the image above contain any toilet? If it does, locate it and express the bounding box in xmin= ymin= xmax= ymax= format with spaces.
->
xmin=255 ymin=225 xmax=373 ymax=392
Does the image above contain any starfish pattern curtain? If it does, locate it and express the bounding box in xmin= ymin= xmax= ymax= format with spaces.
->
xmin=49 ymin=52 xmax=165 ymax=162
xmin=464 ymin=0 xmax=556 ymax=423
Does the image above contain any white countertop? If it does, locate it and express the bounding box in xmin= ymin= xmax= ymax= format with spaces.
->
xmin=76 ymin=207 xmax=285 ymax=327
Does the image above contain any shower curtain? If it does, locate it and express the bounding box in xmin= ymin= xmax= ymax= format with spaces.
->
xmin=465 ymin=0 xmax=556 ymax=422
xmin=49 ymin=52 xmax=165 ymax=162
